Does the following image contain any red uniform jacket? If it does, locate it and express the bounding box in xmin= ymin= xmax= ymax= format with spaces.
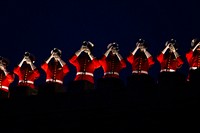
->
xmin=69 ymin=54 xmax=100 ymax=84
xmin=127 ymin=53 xmax=154 ymax=73
xmin=186 ymin=50 xmax=200 ymax=68
xmin=0 ymin=72 xmax=14 ymax=92
xmin=99 ymin=55 xmax=126 ymax=78
xmin=157 ymin=53 xmax=183 ymax=71
xmin=14 ymin=66 xmax=40 ymax=89
xmin=41 ymin=62 xmax=69 ymax=84
xmin=185 ymin=50 xmax=200 ymax=81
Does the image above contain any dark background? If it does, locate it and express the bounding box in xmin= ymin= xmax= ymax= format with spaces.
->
xmin=0 ymin=0 xmax=199 ymax=86
xmin=1 ymin=1 xmax=200 ymax=132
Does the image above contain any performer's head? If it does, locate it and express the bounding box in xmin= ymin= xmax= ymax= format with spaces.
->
xmin=82 ymin=41 xmax=94 ymax=53
xmin=107 ymin=42 xmax=119 ymax=55
xmin=191 ymin=38 xmax=200 ymax=51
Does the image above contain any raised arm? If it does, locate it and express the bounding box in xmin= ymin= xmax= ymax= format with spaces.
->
xmin=132 ymin=43 xmax=140 ymax=55
xmin=46 ymin=53 xmax=54 ymax=64
xmin=162 ymin=42 xmax=170 ymax=54
xmin=115 ymin=51 xmax=123 ymax=61
xmin=192 ymin=42 xmax=200 ymax=52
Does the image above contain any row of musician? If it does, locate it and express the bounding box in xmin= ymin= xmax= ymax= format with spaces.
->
xmin=0 ymin=38 xmax=200 ymax=98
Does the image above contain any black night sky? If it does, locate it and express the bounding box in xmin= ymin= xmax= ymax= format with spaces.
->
xmin=1 ymin=0 xmax=200 ymax=85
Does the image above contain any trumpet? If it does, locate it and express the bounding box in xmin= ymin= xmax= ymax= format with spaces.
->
xmin=24 ymin=52 xmax=31 ymax=57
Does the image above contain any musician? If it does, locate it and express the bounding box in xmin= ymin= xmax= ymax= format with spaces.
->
xmin=126 ymin=39 xmax=155 ymax=94
xmin=68 ymin=41 xmax=101 ymax=93
xmin=157 ymin=39 xmax=184 ymax=92
xmin=40 ymin=48 xmax=69 ymax=94
xmin=13 ymin=52 xmax=40 ymax=96
xmin=96 ymin=42 xmax=126 ymax=93
xmin=0 ymin=57 xmax=15 ymax=98
xmin=185 ymin=38 xmax=200 ymax=83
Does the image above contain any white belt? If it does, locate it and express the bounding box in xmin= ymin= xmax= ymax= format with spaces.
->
xmin=1 ymin=86 xmax=8 ymax=90
xmin=190 ymin=67 xmax=198 ymax=70
xmin=104 ymin=72 xmax=119 ymax=76
xmin=46 ymin=79 xmax=63 ymax=84
xmin=132 ymin=70 xmax=148 ymax=74
xmin=76 ymin=72 xmax=94 ymax=76
xmin=19 ymin=80 xmax=34 ymax=84
xmin=160 ymin=69 xmax=175 ymax=72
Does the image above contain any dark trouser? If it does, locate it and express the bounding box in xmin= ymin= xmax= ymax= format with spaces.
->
xmin=67 ymin=80 xmax=94 ymax=94
xmin=127 ymin=74 xmax=155 ymax=90
xmin=0 ymin=90 xmax=9 ymax=99
xmin=188 ymin=69 xmax=200 ymax=85
xmin=96 ymin=77 xmax=125 ymax=93
xmin=157 ymin=72 xmax=187 ymax=104
xmin=187 ymin=69 xmax=200 ymax=97
xmin=126 ymin=74 xmax=155 ymax=103
xmin=157 ymin=72 xmax=186 ymax=89
xmin=38 ymin=82 xmax=66 ymax=95
xmin=95 ymin=78 xmax=125 ymax=104
xmin=9 ymin=86 xmax=38 ymax=98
